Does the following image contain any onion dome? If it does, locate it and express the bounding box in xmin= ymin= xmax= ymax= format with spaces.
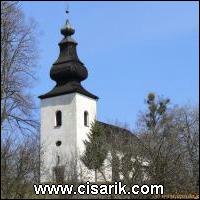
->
xmin=50 ymin=19 xmax=88 ymax=85
xmin=39 ymin=13 xmax=98 ymax=100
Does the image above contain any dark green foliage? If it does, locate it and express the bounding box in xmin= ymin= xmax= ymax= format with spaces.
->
xmin=81 ymin=121 xmax=108 ymax=172
xmin=121 ymin=153 xmax=134 ymax=181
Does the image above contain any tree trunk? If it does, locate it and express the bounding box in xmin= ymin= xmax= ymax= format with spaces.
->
xmin=95 ymin=169 xmax=97 ymax=182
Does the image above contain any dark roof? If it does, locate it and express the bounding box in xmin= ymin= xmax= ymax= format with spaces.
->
xmin=97 ymin=121 xmax=133 ymax=135
xmin=39 ymin=82 xmax=98 ymax=99
xmin=97 ymin=121 xmax=139 ymax=147
xmin=38 ymin=17 xmax=98 ymax=100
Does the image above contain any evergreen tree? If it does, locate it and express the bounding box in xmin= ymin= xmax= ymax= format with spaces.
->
xmin=81 ymin=121 xmax=108 ymax=182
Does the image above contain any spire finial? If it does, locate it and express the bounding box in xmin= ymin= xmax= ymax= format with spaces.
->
xmin=61 ymin=3 xmax=74 ymax=37
xmin=65 ymin=3 xmax=69 ymax=14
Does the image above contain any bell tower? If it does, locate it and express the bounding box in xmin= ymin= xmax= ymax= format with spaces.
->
xmin=39 ymin=11 xmax=98 ymax=183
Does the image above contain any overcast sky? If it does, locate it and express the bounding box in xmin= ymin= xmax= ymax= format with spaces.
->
xmin=22 ymin=1 xmax=199 ymax=129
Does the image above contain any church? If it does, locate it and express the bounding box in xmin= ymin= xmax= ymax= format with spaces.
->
xmin=39 ymin=12 xmax=138 ymax=183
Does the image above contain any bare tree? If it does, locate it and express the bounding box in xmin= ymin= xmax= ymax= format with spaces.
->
xmin=1 ymin=2 xmax=40 ymax=199
xmin=1 ymin=134 xmax=40 ymax=199
xmin=172 ymin=105 xmax=199 ymax=192
xmin=1 ymin=1 xmax=38 ymax=134
xmin=136 ymin=93 xmax=199 ymax=195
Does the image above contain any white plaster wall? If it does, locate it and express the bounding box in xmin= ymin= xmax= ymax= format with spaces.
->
xmin=75 ymin=93 xmax=97 ymax=182
xmin=40 ymin=92 xmax=97 ymax=183
xmin=75 ymin=93 xmax=97 ymax=155
xmin=40 ymin=93 xmax=77 ymax=182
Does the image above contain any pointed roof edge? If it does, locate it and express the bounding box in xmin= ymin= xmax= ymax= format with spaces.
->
xmin=38 ymin=87 xmax=98 ymax=100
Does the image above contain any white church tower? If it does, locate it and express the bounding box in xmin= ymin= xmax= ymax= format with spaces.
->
xmin=39 ymin=12 xmax=98 ymax=183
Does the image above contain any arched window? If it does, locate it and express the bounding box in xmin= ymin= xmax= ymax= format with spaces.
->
xmin=84 ymin=111 xmax=89 ymax=127
xmin=55 ymin=110 xmax=62 ymax=127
